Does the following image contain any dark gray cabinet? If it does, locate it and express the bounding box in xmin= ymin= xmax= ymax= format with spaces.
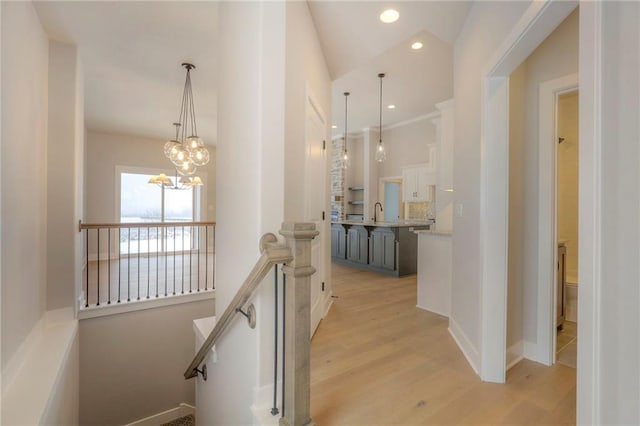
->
xmin=331 ymin=224 xmax=346 ymax=259
xmin=347 ymin=226 xmax=368 ymax=264
xmin=331 ymin=223 xmax=428 ymax=276
xmin=370 ymin=228 xmax=396 ymax=270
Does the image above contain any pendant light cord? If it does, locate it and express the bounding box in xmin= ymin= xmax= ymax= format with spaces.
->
xmin=176 ymin=64 xmax=199 ymax=142
xmin=379 ymin=73 xmax=384 ymax=144
xmin=344 ymin=92 xmax=349 ymax=155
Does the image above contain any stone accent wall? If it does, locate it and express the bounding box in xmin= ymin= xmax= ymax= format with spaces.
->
xmin=331 ymin=138 xmax=345 ymax=220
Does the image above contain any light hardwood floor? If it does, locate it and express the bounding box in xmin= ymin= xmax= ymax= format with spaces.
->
xmin=310 ymin=263 xmax=576 ymax=425
xmin=83 ymin=253 xmax=215 ymax=306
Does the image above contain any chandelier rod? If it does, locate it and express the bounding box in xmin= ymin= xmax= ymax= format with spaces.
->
xmin=344 ymin=91 xmax=349 ymax=155
xmin=379 ymin=73 xmax=384 ymax=143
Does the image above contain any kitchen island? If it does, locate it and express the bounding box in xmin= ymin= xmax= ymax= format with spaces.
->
xmin=331 ymin=220 xmax=431 ymax=276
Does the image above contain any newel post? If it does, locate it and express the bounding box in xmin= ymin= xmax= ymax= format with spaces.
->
xmin=279 ymin=222 xmax=319 ymax=426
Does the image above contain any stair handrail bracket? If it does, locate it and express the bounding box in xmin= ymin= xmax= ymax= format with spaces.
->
xmin=185 ymin=222 xmax=318 ymax=425
xmin=184 ymin=240 xmax=292 ymax=380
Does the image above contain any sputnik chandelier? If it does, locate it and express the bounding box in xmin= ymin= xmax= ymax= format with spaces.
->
xmin=149 ymin=63 xmax=209 ymax=189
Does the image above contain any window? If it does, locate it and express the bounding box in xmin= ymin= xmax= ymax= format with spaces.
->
xmin=119 ymin=169 xmax=199 ymax=254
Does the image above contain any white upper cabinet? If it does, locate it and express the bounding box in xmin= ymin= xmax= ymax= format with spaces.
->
xmin=403 ymin=164 xmax=435 ymax=202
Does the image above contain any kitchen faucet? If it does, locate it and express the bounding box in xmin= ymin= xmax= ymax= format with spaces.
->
xmin=374 ymin=202 xmax=383 ymax=223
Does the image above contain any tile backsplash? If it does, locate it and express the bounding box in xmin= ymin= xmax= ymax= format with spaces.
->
xmin=406 ymin=201 xmax=434 ymax=221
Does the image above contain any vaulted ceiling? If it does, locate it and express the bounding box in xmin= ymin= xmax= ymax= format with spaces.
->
xmin=34 ymin=1 xmax=218 ymax=144
xmin=33 ymin=1 xmax=472 ymax=144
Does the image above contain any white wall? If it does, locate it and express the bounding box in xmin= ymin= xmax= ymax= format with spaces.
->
xmin=1 ymin=0 xmax=49 ymax=371
xmin=507 ymin=64 xmax=526 ymax=355
xmin=210 ymin=2 xmax=270 ymax=422
xmin=85 ymin=131 xmax=216 ymax=223
xmin=41 ymin=328 xmax=79 ymax=426
xmin=79 ymin=300 xmax=213 ymax=425
xmin=451 ymin=1 xmax=531 ymax=360
xmin=47 ymin=41 xmax=85 ymax=311
xmin=208 ymin=2 xmax=331 ymax=424
xmin=506 ymin=10 xmax=578 ymax=354
xmin=522 ymin=9 xmax=578 ymax=348
xmin=583 ymin=2 xmax=640 ymax=423
xmin=284 ymin=1 xmax=332 ymax=221
xmin=379 ymin=118 xmax=437 ymax=178
xmin=557 ymin=91 xmax=579 ymax=283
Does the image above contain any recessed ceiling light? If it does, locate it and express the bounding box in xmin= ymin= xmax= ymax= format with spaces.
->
xmin=411 ymin=42 xmax=423 ymax=50
xmin=379 ymin=9 xmax=399 ymax=23
xmin=332 ymin=125 xmax=337 ymax=129
xmin=387 ymin=104 xmax=396 ymax=109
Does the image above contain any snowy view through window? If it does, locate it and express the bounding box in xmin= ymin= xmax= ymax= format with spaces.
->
xmin=120 ymin=172 xmax=195 ymax=254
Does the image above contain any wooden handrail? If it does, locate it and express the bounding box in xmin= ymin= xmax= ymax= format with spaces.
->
xmin=79 ymin=221 xmax=216 ymax=231
xmin=184 ymin=234 xmax=293 ymax=379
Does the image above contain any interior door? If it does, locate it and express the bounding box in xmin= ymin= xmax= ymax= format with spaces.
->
xmin=305 ymin=95 xmax=327 ymax=338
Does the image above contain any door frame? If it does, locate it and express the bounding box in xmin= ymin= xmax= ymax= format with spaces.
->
xmin=479 ymin=0 xmax=578 ymax=383
xmin=536 ymin=74 xmax=578 ymax=366
xmin=304 ymin=84 xmax=331 ymax=334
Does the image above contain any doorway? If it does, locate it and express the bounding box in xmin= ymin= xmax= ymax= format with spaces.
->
xmin=305 ymin=89 xmax=329 ymax=338
xmin=480 ymin=1 xmax=578 ymax=383
xmin=554 ymin=89 xmax=579 ymax=368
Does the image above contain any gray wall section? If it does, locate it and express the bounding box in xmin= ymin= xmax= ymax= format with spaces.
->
xmin=79 ymin=299 xmax=214 ymax=425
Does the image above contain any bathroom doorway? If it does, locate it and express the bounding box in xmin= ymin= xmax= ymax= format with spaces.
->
xmin=555 ymin=89 xmax=579 ymax=368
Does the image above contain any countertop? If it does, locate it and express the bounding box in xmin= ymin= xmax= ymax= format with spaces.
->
xmin=414 ymin=229 xmax=453 ymax=237
xmin=332 ymin=220 xmax=433 ymax=228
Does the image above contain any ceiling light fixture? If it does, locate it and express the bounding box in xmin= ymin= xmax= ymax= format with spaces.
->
xmin=388 ymin=104 xmax=396 ymax=109
xmin=411 ymin=41 xmax=423 ymax=50
xmin=376 ymin=73 xmax=387 ymax=162
xmin=342 ymin=92 xmax=350 ymax=169
xmin=379 ymin=9 xmax=399 ymax=23
xmin=332 ymin=125 xmax=337 ymax=129
xmin=150 ymin=63 xmax=209 ymax=189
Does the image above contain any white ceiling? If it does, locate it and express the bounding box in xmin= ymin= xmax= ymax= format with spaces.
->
xmin=307 ymin=1 xmax=472 ymax=136
xmin=32 ymin=1 xmax=471 ymax=145
xmin=33 ymin=1 xmax=218 ymax=145
xmin=329 ymin=29 xmax=454 ymax=136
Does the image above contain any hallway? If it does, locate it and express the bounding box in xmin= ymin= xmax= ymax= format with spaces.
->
xmin=310 ymin=263 xmax=576 ymax=425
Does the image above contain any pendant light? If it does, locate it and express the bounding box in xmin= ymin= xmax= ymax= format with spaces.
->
xmin=375 ymin=73 xmax=387 ymax=162
xmin=342 ymin=91 xmax=351 ymax=169
xmin=151 ymin=63 xmax=208 ymax=190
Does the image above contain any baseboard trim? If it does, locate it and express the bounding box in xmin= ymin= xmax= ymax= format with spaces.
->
xmin=506 ymin=340 xmax=524 ymax=370
xmin=323 ymin=291 xmax=334 ymax=317
xmin=251 ymin=383 xmax=281 ymax=426
xmin=78 ymin=289 xmax=215 ymax=320
xmin=126 ymin=403 xmax=195 ymax=426
xmin=448 ymin=317 xmax=480 ymax=375
xmin=416 ymin=303 xmax=449 ymax=318
xmin=523 ymin=340 xmax=537 ymax=361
